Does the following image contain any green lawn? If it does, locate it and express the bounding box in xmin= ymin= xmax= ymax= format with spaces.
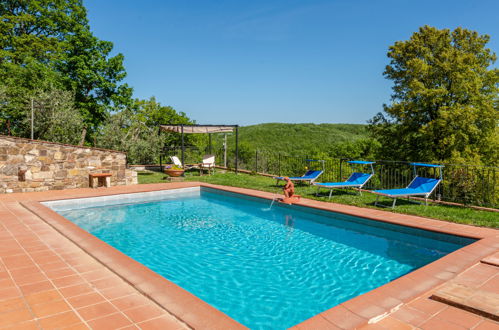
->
xmin=138 ymin=170 xmax=499 ymax=228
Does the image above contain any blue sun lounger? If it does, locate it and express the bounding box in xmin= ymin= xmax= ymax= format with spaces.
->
xmin=274 ymin=170 xmax=323 ymax=185
xmin=314 ymin=161 xmax=375 ymax=199
xmin=371 ymin=163 xmax=444 ymax=208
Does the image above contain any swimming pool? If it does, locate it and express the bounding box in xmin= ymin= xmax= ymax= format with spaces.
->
xmin=44 ymin=187 xmax=474 ymax=329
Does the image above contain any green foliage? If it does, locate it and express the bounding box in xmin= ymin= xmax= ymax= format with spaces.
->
xmin=96 ymin=97 xmax=194 ymax=164
xmin=132 ymin=97 xmax=190 ymax=127
xmin=369 ymin=26 xmax=499 ymax=165
xmin=58 ymin=28 xmax=133 ymax=132
xmin=218 ymin=123 xmax=376 ymax=159
xmin=0 ymin=0 xmax=132 ymax=139
xmin=0 ymin=66 xmax=84 ymax=144
xmin=0 ymin=0 xmax=86 ymax=64
xmin=236 ymin=123 xmax=369 ymax=155
xmin=25 ymin=89 xmax=84 ymax=145
xmin=0 ymin=59 xmax=66 ymax=136
xmin=132 ymin=97 xmax=200 ymax=151
xmin=96 ymin=107 xmax=161 ymax=165
xmin=182 ymin=123 xmax=379 ymax=175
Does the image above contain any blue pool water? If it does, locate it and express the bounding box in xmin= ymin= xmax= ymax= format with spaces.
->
xmin=52 ymin=188 xmax=472 ymax=329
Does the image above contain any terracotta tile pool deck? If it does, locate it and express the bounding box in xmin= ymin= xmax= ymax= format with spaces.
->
xmin=0 ymin=182 xmax=497 ymax=329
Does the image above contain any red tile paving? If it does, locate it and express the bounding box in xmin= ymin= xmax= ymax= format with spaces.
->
xmin=0 ymin=182 xmax=497 ymax=329
xmin=0 ymin=185 xmax=195 ymax=329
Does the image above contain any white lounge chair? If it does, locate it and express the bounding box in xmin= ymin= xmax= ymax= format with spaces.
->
xmin=169 ymin=156 xmax=198 ymax=169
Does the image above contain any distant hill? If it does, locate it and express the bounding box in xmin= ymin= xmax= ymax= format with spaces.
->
xmin=235 ymin=123 xmax=369 ymax=155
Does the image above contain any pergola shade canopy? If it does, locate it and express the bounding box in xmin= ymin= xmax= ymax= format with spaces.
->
xmin=160 ymin=125 xmax=235 ymax=134
xmin=159 ymin=124 xmax=239 ymax=173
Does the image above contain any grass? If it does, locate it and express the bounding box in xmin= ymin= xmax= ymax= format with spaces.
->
xmin=138 ymin=170 xmax=499 ymax=228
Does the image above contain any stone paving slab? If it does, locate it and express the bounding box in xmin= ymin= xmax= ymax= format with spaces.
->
xmin=361 ymin=256 xmax=499 ymax=329
xmin=432 ymin=284 xmax=499 ymax=321
xmin=430 ymin=261 xmax=499 ymax=322
xmin=482 ymin=252 xmax=499 ymax=267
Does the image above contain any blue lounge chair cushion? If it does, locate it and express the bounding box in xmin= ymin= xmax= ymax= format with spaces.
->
xmin=346 ymin=172 xmax=371 ymax=185
xmin=348 ymin=161 xmax=375 ymax=165
xmin=373 ymin=177 xmax=440 ymax=197
xmin=295 ymin=170 xmax=322 ymax=180
xmin=315 ymin=173 xmax=372 ymax=188
xmin=316 ymin=182 xmax=361 ymax=187
xmin=408 ymin=177 xmax=440 ymax=191
xmin=373 ymin=188 xmax=429 ymax=197
xmin=275 ymin=170 xmax=323 ymax=181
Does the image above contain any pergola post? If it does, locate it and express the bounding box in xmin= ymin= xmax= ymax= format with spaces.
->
xmin=181 ymin=124 xmax=185 ymax=170
xmin=235 ymin=125 xmax=239 ymax=174
xmin=158 ymin=127 xmax=163 ymax=172
xmin=208 ymin=133 xmax=212 ymax=154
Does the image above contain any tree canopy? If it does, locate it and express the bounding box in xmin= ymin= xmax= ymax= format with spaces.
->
xmin=369 ymin=26 xmax=499 ymax=164
xmin=0 ymin=0 xmax=132 ymax=140
xmin=97 ymin=97 xmax=196 ymax=164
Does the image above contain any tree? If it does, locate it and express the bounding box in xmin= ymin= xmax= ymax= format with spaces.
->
xmin=57 ymin=28 xmax=133 ymax=134
xmin=132 ymin=97 xmax=199 ymax=152
xmin=369 ymin=26 xmax=499 ymax=164
xmin=27 ymin=89 xmax=85 ymax=145
xmin=96 ymin=98 xmax=195 ymax=164
xmin=0 ymin=60 xmax=65 ymax=136
xmin=96 ymin=108 xmax=161 ymax=165
xmin=0 ymin=0 xmax=132 ymax=139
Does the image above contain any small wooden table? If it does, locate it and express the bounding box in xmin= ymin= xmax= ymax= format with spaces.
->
xmin=89 ymin=173 xmax=112 ymax=188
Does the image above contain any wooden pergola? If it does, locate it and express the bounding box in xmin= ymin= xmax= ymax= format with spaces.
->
xmin=159 ymin=124 xmax=239 ymax=173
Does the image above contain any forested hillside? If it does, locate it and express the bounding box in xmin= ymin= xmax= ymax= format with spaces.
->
xmin=239 ymin=123 xmax=366 ymax=152
xmin=219 ymin=123 xmax=379 ymax=160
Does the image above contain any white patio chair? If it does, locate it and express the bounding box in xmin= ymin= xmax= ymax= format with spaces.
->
xmin=200 ymin=154 xmax=215 ymax=175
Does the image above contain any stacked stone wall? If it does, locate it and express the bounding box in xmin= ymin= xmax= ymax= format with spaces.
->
xmin=0 ymin=135 xmax=137 ymax=193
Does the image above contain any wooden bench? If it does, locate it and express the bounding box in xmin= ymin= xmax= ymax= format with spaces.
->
xmin=89 ymin=173 xmax=112 ymax=188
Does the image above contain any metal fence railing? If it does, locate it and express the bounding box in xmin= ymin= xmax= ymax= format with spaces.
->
xmin=161 ymin=148 xmax=498 ymax=208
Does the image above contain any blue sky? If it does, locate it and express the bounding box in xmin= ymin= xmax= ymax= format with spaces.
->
xmin=84 ymin=0 xmax=499 ymax=126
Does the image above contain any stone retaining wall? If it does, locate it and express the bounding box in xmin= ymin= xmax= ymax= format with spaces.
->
xmin=0 ymin=135 xmax=137 ymax=193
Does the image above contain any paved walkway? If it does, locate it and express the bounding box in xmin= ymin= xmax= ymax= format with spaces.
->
xmin=0 ymin=183 xmax=497 ymax=329
xmin=358 ymin=261 xmax=499 ymax=330
xmin=0 ymin=186 xmax=190 ymax=329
